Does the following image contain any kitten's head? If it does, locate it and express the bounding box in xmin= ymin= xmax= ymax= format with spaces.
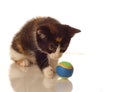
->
xmin=36 ymin=23 xmax=80 ymax=60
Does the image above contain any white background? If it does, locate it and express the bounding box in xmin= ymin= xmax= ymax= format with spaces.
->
xmin=0 ymin=0 xmax=120 ymax=92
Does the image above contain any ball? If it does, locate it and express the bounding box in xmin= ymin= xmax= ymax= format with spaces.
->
xmin=56 ymin=61 xmax=74 ymax=79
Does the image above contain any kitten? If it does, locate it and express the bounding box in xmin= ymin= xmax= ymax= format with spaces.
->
xmin=10 ymin=17 xmax=80 ymax=78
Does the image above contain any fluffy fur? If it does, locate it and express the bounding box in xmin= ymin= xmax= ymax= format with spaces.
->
xmin=10 ymin=17 xmax=80 ymax=78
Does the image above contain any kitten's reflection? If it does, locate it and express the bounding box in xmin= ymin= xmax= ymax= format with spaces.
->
xmin=55 ymin=79 xmax=73 ymax=92
xmin=9 ymin=63 xmax=73 ymax=92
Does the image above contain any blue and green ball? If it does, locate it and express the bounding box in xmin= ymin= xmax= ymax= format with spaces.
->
xmin=56 ymin=61 xmax=74 ymax=79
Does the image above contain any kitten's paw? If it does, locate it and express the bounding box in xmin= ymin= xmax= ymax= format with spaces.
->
xmin=43 ymin=66 xmax=54 ymax=79
xmin=16 ymin=59 xmax=30 ymax=67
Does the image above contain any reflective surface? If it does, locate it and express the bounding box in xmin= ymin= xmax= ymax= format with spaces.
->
xmin=1 ymin=53 xmax=120 ymax=92
xmin=9 ymin=63 xmax=73 ymax=92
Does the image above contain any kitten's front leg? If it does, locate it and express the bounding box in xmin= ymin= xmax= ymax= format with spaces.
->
xmin=49 ymin=58 xmax=58 ymax=72
xmin=43 ymin=66 xmax=54 ymax=79
xmin=35 ymin=51 xmax=54 ymax=79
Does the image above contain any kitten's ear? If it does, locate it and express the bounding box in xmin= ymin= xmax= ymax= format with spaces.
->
xmin=38 ymin=24 xmax=57 ymax=34
xmin=37 ymin=24 xmax=50 ymax=33
xmin=36 ymin=25 xmax=50 ymax=39
xmin=38 ymin=24 xmax=50 ymax=32
xmin=64 ymin=25 xmax=81 ymax=37
xmin=37 ymin=29 xmax=46 ymax=39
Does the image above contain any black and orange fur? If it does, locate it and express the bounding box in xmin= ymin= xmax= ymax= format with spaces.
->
xmin=10 ymin=17 xmax=80 ymax=78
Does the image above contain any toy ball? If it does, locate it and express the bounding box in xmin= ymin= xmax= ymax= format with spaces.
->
xmin=56 ymin=61 xmax=74 ymax=79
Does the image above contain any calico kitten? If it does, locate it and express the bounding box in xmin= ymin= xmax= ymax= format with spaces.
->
xmin=10 ymin=17 xmax=80 ymax=78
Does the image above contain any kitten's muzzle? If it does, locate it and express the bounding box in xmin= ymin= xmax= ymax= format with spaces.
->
xmin=48 ymin=53 xmax=62 ymax=60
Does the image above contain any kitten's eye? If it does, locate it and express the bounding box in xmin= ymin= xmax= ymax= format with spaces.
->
xmin=49 ymin=43 xmax=57 ymax=51
xmin=61 ymin=43 xmax=69 ymax=52
xmin=61 ymin=46 xmax=67 ymax=50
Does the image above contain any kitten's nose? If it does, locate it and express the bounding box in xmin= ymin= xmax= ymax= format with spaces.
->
xmin=55 ymin=45 xmax=62 ymax=58
xmin=55 ymin=53 xmax=62 ymax=58
xmin=56 ymin=45 xmax=60 ymax=53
